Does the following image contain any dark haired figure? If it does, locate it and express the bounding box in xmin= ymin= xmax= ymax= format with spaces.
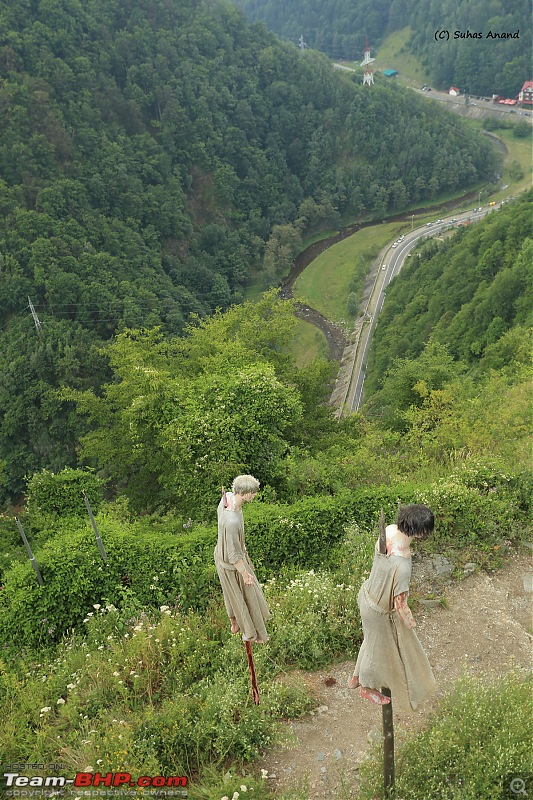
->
xmin=348 ymin=504 xmax=436 ymax=709
xmin=215 ymin=474 xmax=271 ymax=644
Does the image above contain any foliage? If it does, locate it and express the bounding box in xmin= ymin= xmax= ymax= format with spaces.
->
xmin=0 ymin=0 xmax=496 ymax=502
xmin=65 ymin=293 xmax=304 ymax=513
xmin=243 ymin=487 xmax=408 ymax=574
xmin=0 ymin=485 xmax=405 ymax=647
xmin=8 ymin=470 xmax=526 ymax=649
xmin=367 ymin=192 xmax=532 ymax=384
xmin=365 ymin=192 xmax=533 ymax=444
xmin=357 ymin=671 xmax=533 ymax=800
xmin=0 ymin=560 xmax=367 ymax=780
xmin=26 ymin=467 xmax=103 ymax=518
xmin=415 ymin=478 xmax=522 ymax=547
xmin=407 ymin=1 xmax=532 ymax=96
xmin=234 ymin=0 xmax=403 ymax=60
xmin=0 ymin=517 xmax=218 ymax=649
xmin=236 ymin=0 xmax=531 ymax=96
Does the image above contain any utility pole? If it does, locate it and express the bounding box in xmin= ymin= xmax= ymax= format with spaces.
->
xmin=28 ymin=297 xmax=43 ymax=333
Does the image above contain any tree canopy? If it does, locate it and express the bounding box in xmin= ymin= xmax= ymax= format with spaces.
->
xmin=0 ymin=0 xmax=498 ymax=502
xmin=364 ymin=191 xmax=533 ymax=429
xmin=235 ymin=0 xmax=531 ymax=96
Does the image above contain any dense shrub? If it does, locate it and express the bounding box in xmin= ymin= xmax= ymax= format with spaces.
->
xmin=26 ymin=468 xmax=104 ymax=519
xmin=2 ymin=473 xmax=527 ymax=649
xmin=0 ymin=518 xmax=218 ymax=649
xmin=244 ymin=486 xmax=417 ymax=573
xmin=415 ymin=479 xmax=525 ymax=545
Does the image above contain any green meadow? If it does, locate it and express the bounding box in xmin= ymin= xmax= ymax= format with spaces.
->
xmin=373 ymin=27 xmax=432 ymax=88
xmin=291 ymin=222 xmax=408 ymax=327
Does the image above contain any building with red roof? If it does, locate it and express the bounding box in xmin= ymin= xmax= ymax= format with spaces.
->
xmin=518 ymin=81 xmax=533 ymax=106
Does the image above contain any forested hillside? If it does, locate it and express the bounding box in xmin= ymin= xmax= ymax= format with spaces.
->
xmin=364 ymin=190 xmax=532 ymax=434
xmin=0 ymin=0 xmax=497 ymax=503
xmin=407 ymin=0 xmax=531 ymax=97
xmin=235 ymin=0 xmax=531 ymax=96
xmin=232 ymin=0 xmax=403 ymax=60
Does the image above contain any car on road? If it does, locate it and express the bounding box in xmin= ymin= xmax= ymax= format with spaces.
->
xmin=436 ymin=219 xmax=443 ymax=223
xmin=426 ymin=221 xmax=433 ymax=226
xmin=382 ymin=264 xmax=387 ymax=270
xmin=451 ymin=218 xmax=457 ymax=223
xmin=391 ymin=243 xmax=398 ymax=248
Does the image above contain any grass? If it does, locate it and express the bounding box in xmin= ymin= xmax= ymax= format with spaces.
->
xmin=373 ymin=27 xmax=432 ymax=88
xmin=357 ymin=671 xmax=533 ymax=800
xmin=291 ymin=221 xmax=408 ymax=326
xmin=494 ymin=127 xmax=533 ymax=195
xmin=289 ymin=317 xmax=329 ymax=368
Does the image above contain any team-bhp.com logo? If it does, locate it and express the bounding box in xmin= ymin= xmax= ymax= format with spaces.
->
xmin=4 ymin=772 xmax=188 ymax=790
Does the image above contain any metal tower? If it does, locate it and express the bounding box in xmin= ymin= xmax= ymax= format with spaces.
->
xmin=28 ymin=297 xmax=43 ymax=332
xmin=361 ymin=36 xmax=375 ymax=85
xmin=298 ymin=34 xmax=308 ymax=54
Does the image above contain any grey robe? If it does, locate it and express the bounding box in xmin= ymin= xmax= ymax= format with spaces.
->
xmin=354 ymin=541 xmax=436 ymax=710
xmin=214 ymin=496 xmax=271 ymax=642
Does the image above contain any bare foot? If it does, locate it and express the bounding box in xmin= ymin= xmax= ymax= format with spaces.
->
xmin=230 ymin=618 xmax=240 ymax=634
xmin=359 ymin=686 xmax=391 ymax=705
xmin=348 ymin=674 xmax=360 ymax=689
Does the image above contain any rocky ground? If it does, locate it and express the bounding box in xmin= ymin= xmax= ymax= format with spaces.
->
xmin=258 ymin=547 xmax=532 ymax=798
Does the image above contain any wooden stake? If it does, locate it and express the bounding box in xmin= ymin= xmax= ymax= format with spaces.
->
xmin=379 ymin=511 xmax=395 ymax=796
xmin=381 ymin=687 xmax=395 ymax=797
xmin=244 ymin=640 xmax=260 ymax=705
xmin=83 ymin=491 xmax=109 ymax=565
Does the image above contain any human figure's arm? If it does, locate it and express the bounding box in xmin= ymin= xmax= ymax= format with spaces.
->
xmin=234 ymin=559 xmax=255 ymax=585
xmin=225 ymin=517 xmax=255 ymax=584
xmin=394 ymin=591 xmax=416 ymax=628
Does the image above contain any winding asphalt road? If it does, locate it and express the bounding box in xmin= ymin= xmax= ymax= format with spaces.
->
xmin=347 ymin=204 xmax=504 ymax=412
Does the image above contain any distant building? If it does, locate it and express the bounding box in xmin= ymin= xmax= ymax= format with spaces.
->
xmin=383 ymin=69 xmax=398 ymax=77
xmin=448 ymin=86 xmax=460 ymax=96
xmin=518 ymin=81 xmax=533 ymax=107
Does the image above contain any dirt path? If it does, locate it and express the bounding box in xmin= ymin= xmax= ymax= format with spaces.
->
xmin=259 ymin=548 xmax=532 ymax=798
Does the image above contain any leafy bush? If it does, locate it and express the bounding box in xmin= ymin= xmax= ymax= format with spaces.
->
xmin=265 ymin=568 xmax=363 ymax=669
xmin=2 ymin=472 xmax=527 ymax=649
xmin=357 ymin=671 xmax=532 ymax=800
xmin=415 ymin=478 xmax=523 ymax=545
xmin=244 ymin=486 xmax=416 ymax=573
xmin=26 ymin=468 xmax=104 ymax=519
xmin=0 ymin=518 xmax=218 ymax=649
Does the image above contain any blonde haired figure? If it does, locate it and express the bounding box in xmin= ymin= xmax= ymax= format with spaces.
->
xmin=214 ymin=474 xmax=271 ymax=643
